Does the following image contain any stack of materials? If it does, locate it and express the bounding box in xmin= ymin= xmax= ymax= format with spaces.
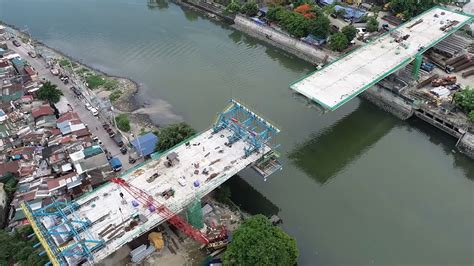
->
xmin=130 ymin=244 xmax=156 ymax=263
xmin=148 ymin=232 xmax=164 ymax=250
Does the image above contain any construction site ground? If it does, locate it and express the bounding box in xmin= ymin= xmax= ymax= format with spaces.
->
xmin=98 ymin=197 xmax=244 ymax=265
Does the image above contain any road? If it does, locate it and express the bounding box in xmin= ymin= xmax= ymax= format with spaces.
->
xmin=9 ymin=40 xmax=134 ymax=171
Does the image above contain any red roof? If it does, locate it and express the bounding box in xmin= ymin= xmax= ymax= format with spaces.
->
xmin=73 ymin=128 xmax=90 ymax=138
xmin=11 ymin=147 xmax=35 ymax=157
xmin=0 ymin=61 xmax=10 ymax=68
xmin=24 ymin=66 xmax=36 ymax=76
xmin=49 ymin=128 xmax=61 ymax=136
xmin=22 ymin=190 xmax=37 ymax=202
xmin=0 ymin=161 xmax=20 ymax=176
xmin=47 ymin=172 xmax=76 ymax=191
xmin=20 ymin=95 xmax=34 ymax=103
xmin=57 ymin=112 xmax=79 ymax=123
xmin=19 ymin=165 xmax=36 ymax=177
xmin=32 ymin=105 xmax=54 ymax=119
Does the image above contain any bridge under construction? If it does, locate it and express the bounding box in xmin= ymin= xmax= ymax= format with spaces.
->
xmin=22 ymin=99 xmax=282 ymax=265
xmin=291 ymin=6 xmax=473 ymax=110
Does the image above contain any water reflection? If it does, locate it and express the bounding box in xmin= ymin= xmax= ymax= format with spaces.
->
xmin=405 ymin=119 xmax=474 ymax=180
xmin=147 ymin=0 xmax=169 ymax=9
xmin=226 ymin=175 xmax=280 ymax=216
xmin=289 ymin=103 xmax=397 ymax=184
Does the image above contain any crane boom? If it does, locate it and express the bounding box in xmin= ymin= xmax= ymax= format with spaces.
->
xmin=110 ymin=178 xmax=225 ymax=245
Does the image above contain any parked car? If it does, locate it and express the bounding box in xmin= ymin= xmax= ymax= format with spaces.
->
xmin=50 ymin=68 xmax=60 ymax=76
xmin=108 ymin=131 xmax=116 ymax=138
xmin=120 ymin=146 xmax=128 ymax=154
xmin=110 ymin=157 xmax=122 ymax=172
xmin=12 ymin=40 xmax=21 ymax=47
xmin=85 ymin=103 xmax=92 ymax=110
xmin=28 ymin=51 xmax=37 ymax=58
xmin=330 ymin=13 xmax=337 ymax=18
xmin=90 ymin=107 xmax=99 ymax=116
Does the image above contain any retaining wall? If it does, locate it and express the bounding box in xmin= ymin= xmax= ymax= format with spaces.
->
xmin=456 ymin=132 xmax=474 ymax=159
xmin=233 ymin=15 xmax=331 ymax=64
xmin=359 ymin=87 xmax=414 ymax=120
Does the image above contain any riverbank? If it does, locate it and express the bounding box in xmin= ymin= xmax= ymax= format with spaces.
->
xmin=170 ymin=1 xmax=474 ymax=159
xmin=2 ymin=21 xmax=160 ymax=136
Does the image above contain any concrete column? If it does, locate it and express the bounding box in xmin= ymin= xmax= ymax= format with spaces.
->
xmin=412 ymin=53 xmax=423 ymax=80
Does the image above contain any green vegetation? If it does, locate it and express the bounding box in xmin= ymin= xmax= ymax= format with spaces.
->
xmin=115 ymin=114 xmax=131 ymax=132
xmin=109 ymin=90 xmax=122 ymax=102
xmin=76 ymin=67 xmax=90 ymax=76
xmin=389 ymin=0 xmax=451 ymax=19
xmin=85 ymin=74 xmax=106 ymax=89
xmin=1 ymin=172 xmax=17 ymax=197
xmin=104 ymin=79 xmax=119 ymax=90
xmin=341 ymin=25 xmax=357 ymax=41
xmin=0 ymin=226 xmax=49 ymax=265
xmin=155 ymin=123 xmax=196 ymax=151
xmin=241 ymin=1 xmax=258 ymax=16
xmin=225 ymin=0 xmax=241 ymax=14
xmin=222 ymin=215 xmax=298 ymax=265
xmin=453 ymin=86 xmax=474 ymax=121
xmin=37 ymin=81 xmax=63 ymax=103
xmin=215 ymin=184 xmax=232 ymax=205
xmin=267 ymin=6 xmax=330 ymax=38
xmin=329 ymin=32 xmax=349 ymax=51
xmin=367 ymin=17 xmax=379 ymax=32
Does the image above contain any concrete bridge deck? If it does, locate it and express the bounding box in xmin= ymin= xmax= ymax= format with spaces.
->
xmin=35 ymin=126 xmax=272 ymax=264
xmin=290 ymin=7 xmax=472 ymax=110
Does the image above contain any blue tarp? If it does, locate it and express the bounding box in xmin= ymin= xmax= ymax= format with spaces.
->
xmin=301 ymin=34 xmax=326 ymax=46
xmin=318 ymin=0 xmax=335 ymax=6
xmin=251 ymin=17 xmax=266 ymax=25
xmin=131 ymin=132 xmax=158 ymax=157
xmin=334 ymin=5 xmax=366 ymax=21
xmin=110 ymin=157 xmax=122 ymax=169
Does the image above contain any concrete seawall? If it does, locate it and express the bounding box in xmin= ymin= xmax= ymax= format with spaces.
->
xmin=233 ymin=15 xmax=331 ymax=64
xmin=456 ymin=132 xmax=474 ymax=159
xmin=359 ymin=87 xmax=414 ymax=120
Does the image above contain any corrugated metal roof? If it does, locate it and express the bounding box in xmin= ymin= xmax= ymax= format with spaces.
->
xmin=131 ymin=132 xmax=158 ymax=157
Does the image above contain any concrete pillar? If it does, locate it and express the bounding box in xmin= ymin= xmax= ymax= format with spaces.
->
xmin=412 ymin=53 xmax=423 ymax=80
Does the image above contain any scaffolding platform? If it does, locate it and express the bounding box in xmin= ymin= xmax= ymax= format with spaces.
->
xmin=290 ymin=7 xmax=472 ymax=110
xmin=29 ymin=100 xmax=281 ymax=265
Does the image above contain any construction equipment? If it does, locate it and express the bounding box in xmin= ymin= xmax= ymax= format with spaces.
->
xmin=148 ymin=232 xmax=164 ymax=250
xmin=110 ymin=178 xmax=226 ymax=245
xmin=431 ymin=76 xmax=457 ymax=87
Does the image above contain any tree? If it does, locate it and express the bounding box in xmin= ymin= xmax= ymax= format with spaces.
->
xmin=308 ymin=11 xmax=330 ymax=38
xmin=453 ymin=86 xmax=474 ymax=120
xmin=241 ymin=1 xmax=258 ymax=16
xmin=329 ymin=32 xmax=349 ymax=51
xmin=225 ymin=0 xmax=241 ymax=14
xmin=115 ymin=114 xmax=131 ymax=132
xmin=155 ymin=123 xmax=196 ymax=151
xmin=222 ymin=215 xmax=298 ymax=265
xmin=367 ymin=17 xmax=379 ymax=32
xmin=37 ymin=81 xmax=63 ymax=103
xmin=341 ymin=25 xmax=357 ymax=41
xmin=0 ymin=226 xmax=48 ymax=265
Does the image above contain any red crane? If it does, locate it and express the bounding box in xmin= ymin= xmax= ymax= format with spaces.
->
xmin=110 ymin=178 xmax=226 ymax=245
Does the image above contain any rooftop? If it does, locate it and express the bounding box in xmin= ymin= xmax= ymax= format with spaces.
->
xmin=290 ymin=7 xmax=473 ymax=110
xmin=130 ymin=132 xmax=159 ymax=157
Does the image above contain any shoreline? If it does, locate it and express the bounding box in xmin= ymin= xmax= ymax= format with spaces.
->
xmin=1 ymin=20 xmax=162 ymax=134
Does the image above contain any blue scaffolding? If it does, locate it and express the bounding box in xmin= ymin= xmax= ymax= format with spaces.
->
xmin=213 ymin=99 xmax=280 ymax=158
xmin=22 ymin=198 xmax=104 ymax=266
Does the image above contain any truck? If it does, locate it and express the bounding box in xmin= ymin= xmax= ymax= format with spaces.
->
xmin=113 ymin=134 xmax=124 ymax=147
xmin=110 ymin=157 xmax=122 ymax=172
xmin=420 ymin=61 xmax=435 ymax=72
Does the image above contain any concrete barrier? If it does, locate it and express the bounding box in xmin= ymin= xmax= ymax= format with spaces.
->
xmin=233 ymin=15 xmax=331 ymax=64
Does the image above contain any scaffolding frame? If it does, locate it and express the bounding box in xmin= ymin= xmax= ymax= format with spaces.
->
xmin=213 ymin=99 xmax=280 ymax=158
xmin=21 ymin=198 xmax=104 ymax=266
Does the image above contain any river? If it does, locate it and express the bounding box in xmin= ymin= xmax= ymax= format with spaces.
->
xmin=1 ymin=0 xmax=473 ymax=264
